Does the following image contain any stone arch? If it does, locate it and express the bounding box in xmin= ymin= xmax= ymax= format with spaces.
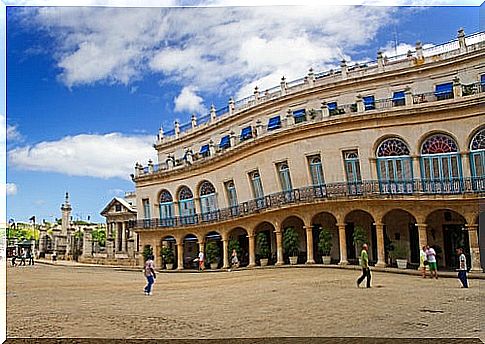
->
xmin=281 ymin=215 xmax=306 ymax=264
xmin=425 ymin=209 xmax=468 ymax=269
xmin=182 ymin=233 xmax=199 ymax=269
xmin=227 ymin=226 xmax=249 ymax=267
xmin=382 ymin=209 xmax=418 ymax=265
xmin=254 ymin=221 xmax=277 ymax=265
xmin=344 ymin=209 xmax=376 ymax=264
xmin=198 ymin=180 xmax=217 ymax=196
xmin=311 ymin=211 xmax=338 ymax=263
xmin=160 ymin=235 xmax=177 ymax=270
xmin=468 ymin=125 xmax=485 ymax=150
xmin=204 ymin=231 xmax=222 ymax=269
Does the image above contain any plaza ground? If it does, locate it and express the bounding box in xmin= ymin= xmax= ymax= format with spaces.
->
xmin=6 ymin=264 xmax=484 ymax=340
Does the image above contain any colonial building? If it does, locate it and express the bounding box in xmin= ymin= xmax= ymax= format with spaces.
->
xmin=80 ymin=192 xmax=139 ymax=266
xmin=131 ymin=29 xmax=484 ymax=272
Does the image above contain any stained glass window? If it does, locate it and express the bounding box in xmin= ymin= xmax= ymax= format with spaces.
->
xmin=159 ymin=190 xmax=173 ymax=203
xmin=178 ymin=186 xmax=193 ymax=200
xmin=200 ymin=181 xmax=216 ymax=196
xmin=471 ymin=128 xmax=485 ymax=151
xmin=377 ymin=138 xmax=410 ymax=157
xmin=421 ymin=134 xmax=458 ymax=154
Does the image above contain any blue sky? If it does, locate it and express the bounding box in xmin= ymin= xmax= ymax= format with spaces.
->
xmin=4 ymin=2 xmax=483 ymax=224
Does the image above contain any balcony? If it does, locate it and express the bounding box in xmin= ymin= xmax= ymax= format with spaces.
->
xmin=154 ymin=31 xmax=484 ymax=145
xmin=132 ymin=177 xmax=484 ymax=230
xmin=136 ymin=83 xmax=483 ymax=178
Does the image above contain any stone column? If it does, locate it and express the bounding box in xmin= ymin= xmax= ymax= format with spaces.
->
xmin=453 ymin=77 xmax=462 ymax=98
xmin=321 ymin=101 xmax=329 ymax=118
xmin=356 ymin=95 xmax=364 ymax=113
xmin=416 ymin=223 xmax=428 ymax=249
xmin=466 ymin=224 xmax=482 ymax=272
xmin=229 ymin=131 xmax=237 ymax=147
xmin=305 ymin=225 xmax=315 ymax=264
xmin=82 ymin=228 xmax=93 ymax=258
xmin=210 ymin=104 xmax=216 ymax=122
xmin=369 ymin=158 xmax=378 ymax=181
xmin=255 ymin=120 xmax=263 ymax=136
xmin=121 ymin=221 xmax=127 ymax=252
xmin=285 ymin=109 xmax=294 ymax=127
xmin=340 ymin=60 xmax=348 ymax=79
xmin=176 ymin=243 xmax=184 ymax=270
xmin=275 ymin=229 xmax=284 ymax=266
xmin=280 ymin=76 xmax=287 ymax=95
xmin=337 ymin=223 xmax=348 ymax=265
xmin=127 ymin=238 xmax=135 ymax=258
xmin=228 ymin=97 xmax=235 ymax=116
xmin=248 ymin=234 xmax=256 ymax=268
xmin=461 ymin=152 xmax=471 ymax=179
xmin=377 ymin=51 xmax=384 ymax=72
xmin=222 ymin=238 xmax=229 ymax=269
xmin=404 ymin=86 xmax=413 ymax=106
xmin=38 ymin=230 xmax=47 ymax=254
xmin=154 ymin=241 xmax=162 ymax=269
xmin=374 ymin=222 xmax=386 ymax=267
xmin=106 ymin=236 xmax=115 ymax=259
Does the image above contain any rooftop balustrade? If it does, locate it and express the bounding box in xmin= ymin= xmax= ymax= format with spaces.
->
xmin=154 ymin=30 xmax=484 ymax=146
xmin=131 ymin=177 xmax=485 ymax=230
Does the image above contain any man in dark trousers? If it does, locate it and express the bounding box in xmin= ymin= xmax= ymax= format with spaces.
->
xmin=143 ymin=255 xmax=156 ymax=296
xmin=356 ymin=243 xmax=371 ymax=288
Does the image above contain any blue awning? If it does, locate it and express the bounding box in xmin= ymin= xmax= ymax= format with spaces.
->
xmin=327 ymin=102 xmax=337 ymax=110
xmin=267 ymin=116 xmax=281 ymax=130
xmin=392 ymin=91 xmax=405 ymax=100
xmin=481 ymin=74 xmax=485 ymax=85
xmin=363 ymin=96 xmax=375 ymax=105
xmin=435 ymin=82 xmax=453 ymax=95
xmin=219 ymin=135 xmax=230 ymax=149
xmin=240 ymin=126 xmax=252 ymax=140
xmin=200 ymin=144 xmax=209 ymax=154
xmin=293 ymin=109 xmax=306 ymax=118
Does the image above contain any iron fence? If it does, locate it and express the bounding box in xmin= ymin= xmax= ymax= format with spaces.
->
xmin=133 ymin=177 xmax=484 ymax=230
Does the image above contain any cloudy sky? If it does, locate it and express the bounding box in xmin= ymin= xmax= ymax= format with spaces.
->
xmin=4 ymin=1 xmax=482 ymax=223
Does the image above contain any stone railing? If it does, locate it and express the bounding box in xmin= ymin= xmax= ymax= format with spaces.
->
xmin=154 ymin=30 xmax=484 ymax=144
xmin=132 ymin=177 xmax=484 ymax=230
xmin=136 ymin=81 xmax=483 ymax=178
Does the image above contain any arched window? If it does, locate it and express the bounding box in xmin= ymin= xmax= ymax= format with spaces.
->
xmin=199 ymin=181 xmax=217 ymax=220
xmin=277 ymin=162 xmax=293 ymax=192
xmin=159 ymin=190 xmax=174 ymax=227
xmin=376 ymin=138 xmax=413 ymax=194
xmin=225 ymin=180 xmax=238 ymax=213
xmin=178 ymin=186 xmax=195 ymax=224
xmin=420 ymin=134 xmax=462 ymax=193
xmin=249 ymin=170 xmax=265 ymax=209
xmin=470 ymin=128 xmax=485 ymax=190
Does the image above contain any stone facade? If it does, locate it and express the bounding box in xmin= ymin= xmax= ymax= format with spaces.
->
xmin=132 ymin=30 xmax=484 ymax=272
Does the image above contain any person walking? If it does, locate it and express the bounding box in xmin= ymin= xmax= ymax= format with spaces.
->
xmin=426 ymin=245 xmax=438 ymax=279
xmin=456 ymin=248 xmax=468 ymax=288
xmin=198 ymin=250 xmax=205 ymax=272
xmin=356 ymin=243 xmax=371 ymax=288
xmin=229 ymin=249 xmax=239 ymax=272
xmin=419 ymin=245 xmax=428 ymax=278
xmin=143 ymin=255 xmax=156 ymax=296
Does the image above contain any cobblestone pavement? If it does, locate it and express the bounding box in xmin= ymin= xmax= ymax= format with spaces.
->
xmin=6 ymin=264 xmax=483 ymax=340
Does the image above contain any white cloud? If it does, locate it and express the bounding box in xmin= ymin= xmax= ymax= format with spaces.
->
xmin=174 ymin=86 xmax=206 ymax=114
xmin=7 ymin=124 xmax=23 ymax=143
xmin=6 ymin=183 xmax=18 ymax=196
xmin=17 ymin=6 xmax=395 ymax=97
xmin=8 ymin=133 xmax=157 ymax=179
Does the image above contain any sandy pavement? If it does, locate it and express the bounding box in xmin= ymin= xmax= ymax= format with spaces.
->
xmin=6 ymin=264 xmax=483 ymax=339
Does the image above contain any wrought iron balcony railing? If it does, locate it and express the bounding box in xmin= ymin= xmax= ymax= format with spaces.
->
xmin=132 ymin=177 xmax=484 ymax=230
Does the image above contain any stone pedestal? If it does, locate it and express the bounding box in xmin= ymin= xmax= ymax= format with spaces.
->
xmin=127 ymin=238 xmax=135 ymax=258
xmin=82 ymin=228 xmax=93 ymax=258
xmin=106 ymin=236 xmax=115 ymax=259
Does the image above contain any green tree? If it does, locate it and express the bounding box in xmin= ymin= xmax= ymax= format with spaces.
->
xmin=205 ymin=241 xmax=220 ymax=264
xmin=283 ymin=227 xmax=299 ymax=257
xmin=256 ymin=232 xmax=270 ymax=258
xmin=318 ymin=228 xmax=333 ymax=256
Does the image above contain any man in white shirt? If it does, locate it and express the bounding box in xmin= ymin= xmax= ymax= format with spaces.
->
xmin=456 ymin=248 xmax=468 ymax=288
xmin=198 ymin=251 xmax=205 ymax=271
xmin=425 ymin=245 xmax=438 ymax=279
